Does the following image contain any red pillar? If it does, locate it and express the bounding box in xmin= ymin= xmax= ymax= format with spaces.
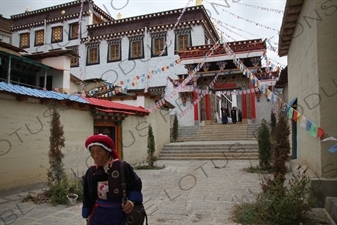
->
xmin=250 ymin=85 xmax=256 ymax=119
xmin=193 ymin=91 xmax=199 ymax=122
xmin=205 ymin=94 xmax=211 ymax=120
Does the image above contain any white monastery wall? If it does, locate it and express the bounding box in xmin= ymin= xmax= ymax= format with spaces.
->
xmin=0 ymin=94 xmax=92 ymax=191
xmin=287 ymin=0 xmax=321 ymax=175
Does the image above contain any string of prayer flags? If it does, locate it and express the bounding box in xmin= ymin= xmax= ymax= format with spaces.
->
xmin=233 ymin=2 xmax=285 ymax=14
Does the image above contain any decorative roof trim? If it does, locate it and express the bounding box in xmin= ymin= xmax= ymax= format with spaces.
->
xmin=88 ymin=28 xmax=145 ymax=42
xmin=92 ymin=4 xmax=114 ymax=21
xmin=11 ymin=11 xmax=89 ymax=31
xmin=11 ymin=0 xmax=92 ymax=18
xmin=87 ymin=5 xmax=202 ymax=29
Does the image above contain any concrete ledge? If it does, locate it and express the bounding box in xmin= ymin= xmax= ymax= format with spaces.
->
xmin=325 ymin=197 xmax=337 ymax=224
xmin=290 ymin=159 xmax=337 ymax=208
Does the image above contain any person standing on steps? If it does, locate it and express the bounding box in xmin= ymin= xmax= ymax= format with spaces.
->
xmin=221 ymin=107 xmax=228 ymax=124
xmin=231 ymin=107 xmax=237 ymax=124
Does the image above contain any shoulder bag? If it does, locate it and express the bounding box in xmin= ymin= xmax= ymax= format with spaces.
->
xmin=120 ymin=161 xmax=148 ymax=225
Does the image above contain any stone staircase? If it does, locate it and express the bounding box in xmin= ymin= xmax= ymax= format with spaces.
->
xmin=176 ymin=123 xmax=259 ymax=141
xmin=160 ymin=123 xmax=261 ymax=160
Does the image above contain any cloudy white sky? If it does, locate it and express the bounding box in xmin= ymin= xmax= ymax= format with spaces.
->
xmin=0 ymin=0 xmax=287 ymax=65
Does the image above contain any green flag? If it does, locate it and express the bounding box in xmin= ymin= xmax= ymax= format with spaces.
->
xmin=309 ymin=123 xmax=318 ymax=137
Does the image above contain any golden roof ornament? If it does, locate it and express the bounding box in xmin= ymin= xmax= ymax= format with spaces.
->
xmin=196 ymin=0 xmax=203 ymax=6
xmin=117 ymin=12 xmax=122 ymax=20
xmin=25 ymin=6 xmax=29 ymax=13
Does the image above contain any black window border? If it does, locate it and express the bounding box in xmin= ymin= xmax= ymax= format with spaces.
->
xmin=19 ymin=32 xmax=30 ymax=48
xmin=51 ymin=26 xmax=63 ymax=43
xmin=34 ymin=29 xmax=44 ymax=47
xmin=151 ymin=33 xmax=168 ymax=57
xmin=86 ymin=45 xmax=100 ymax=66
xmin=68 ymin=22 xmax=79 ymax=40
xmin=174 ymin=28 xmax=192 ymax=54
xmin=107 ymin=39 xmax=121 ymax=63
xmin=128 ymin=36 xmax=144 ymax=60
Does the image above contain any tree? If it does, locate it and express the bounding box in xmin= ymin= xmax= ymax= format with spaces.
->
xmin=270 ymin=110 xmax=290 ymax=185
xmin=172 ymin=114 xmax=178 ymax=141
xmin=47 ymin=107 xmax=66 ymax=186
xmin=258 ymin=119 xmax=272 ymax=170
xmin=270 ymin=110 xmax=277 ymax=136
xmin=147 ymin=124 xmax=156 ymax=167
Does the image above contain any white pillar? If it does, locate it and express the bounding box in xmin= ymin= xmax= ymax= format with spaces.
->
xmin=232 ymin=92 xmax=237 ymax=107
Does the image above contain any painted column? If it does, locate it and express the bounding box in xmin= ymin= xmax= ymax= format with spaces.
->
xmin=205 ymin=94 xmax=211 ymax=120
xmin=250 ymin=84 xmax=256 ymax=119
xmin=193 ymin=91 xmax=199 ymax=122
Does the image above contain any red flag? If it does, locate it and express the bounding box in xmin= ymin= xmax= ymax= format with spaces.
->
xmin=292 ymin=110 xmax=298 ymax=121
xmin=317 ymin=128 xmax=324 ymax=138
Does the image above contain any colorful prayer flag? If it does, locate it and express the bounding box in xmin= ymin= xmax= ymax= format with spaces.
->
xmin=317 ymin=127 xmax=324 ymax=138
xmin=328 ymin=143 xmax=337 ymax=153
xmin=300 ymin=116 xmax=307 ymax=128
xmin=287 ymin=107 xmax=294 ymax=119
xmin=292 ymin=110 xmax=298 ymax=121
xmin=322 ymin=137 xmax=337 ymax=142
xmin=306 ymin=120 xmax=312 ymax=131
xmin=308 ymin=123 xmax=318 ymax=137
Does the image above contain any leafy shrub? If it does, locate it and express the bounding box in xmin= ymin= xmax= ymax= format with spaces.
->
xmin=232 ymin=175 xmax=312 ymax=225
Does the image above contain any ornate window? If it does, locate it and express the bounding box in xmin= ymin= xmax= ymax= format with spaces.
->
xmin=52 ymin=26 xmax=63 ymax=43
xmin=151 ymin=32 xmax=167 ymax=56
xmin=107 ymin=39 xmax=121 ymax=62
xmin=20 ymin=33 xmax=30 ymax=48
xmin=87 ymin=43 xmax=100 ymax=65
xmin=35 ymin=30 xmax=44 ymax=46
xmin=66 ymin=46 xmax=79 ymax=67
xmin=129 ymin=36 xmax=144 ymax=59
xmin=175 ymin=28 xmax=191 ymax=52
xmin=69 ymin=23 xmax=79 ymax=39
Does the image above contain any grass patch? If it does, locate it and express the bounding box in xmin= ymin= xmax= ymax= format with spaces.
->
xmin=134 ymin=165 xmax=166 ymax=170
xmin=243 ymin=165 xmax=273 ymax=174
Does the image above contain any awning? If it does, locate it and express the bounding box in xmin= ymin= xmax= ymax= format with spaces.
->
xmin=289 ymin=97 xmax=297 ymax=106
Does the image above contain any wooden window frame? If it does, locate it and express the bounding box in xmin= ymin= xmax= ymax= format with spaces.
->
xmin=51 ymin=26 xmax=63 ymax=43
xmin=87 ymin=46 xmax=100 ymax=65
xmin=175 ymin=30 xmax=191 ymax=54
xmin=129 ymin=37 xmax=144 ymax=59
xmin=70 ymin=55 xmax=79 ymax=67
xmin=107 ymin=43 xmax=121 ymax=62
xmin=19 ymin=33 xmax=30 ymax=48
xmin=69 ymin=22 xmax=79 ymax=40
xmin=151 ymin=36 xmax=167 ymax=57
xmin=34 ymin=30 xmax=44 ymax=46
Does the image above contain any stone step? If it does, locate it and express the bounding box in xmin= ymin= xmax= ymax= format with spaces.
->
xmin=157 ymin=155 xmax=258 ymax=160
xmin=159 ymin=153 xmax=258 ymax=157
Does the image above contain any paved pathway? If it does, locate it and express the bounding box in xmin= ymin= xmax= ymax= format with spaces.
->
xmin=0 ymin=160 xmax=262 ymax=225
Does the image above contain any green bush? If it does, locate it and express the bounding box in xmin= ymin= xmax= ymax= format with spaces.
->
xmin=45 ymin=175 xmax=83 ymax=206
xmin=232 ymin=175 xmax=312 ymax=225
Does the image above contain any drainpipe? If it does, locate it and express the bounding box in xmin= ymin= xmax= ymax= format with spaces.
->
xmin=44 ymin=68 xmax=48 ymax=88
xmin=7 ymin=55 xmax=11 ymax=83
xmin=44 ymin=19 xmax=47 ymax=52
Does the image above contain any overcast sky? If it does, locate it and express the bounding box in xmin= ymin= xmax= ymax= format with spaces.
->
xmin=0 ymin=0 xmax=287 ymax=65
